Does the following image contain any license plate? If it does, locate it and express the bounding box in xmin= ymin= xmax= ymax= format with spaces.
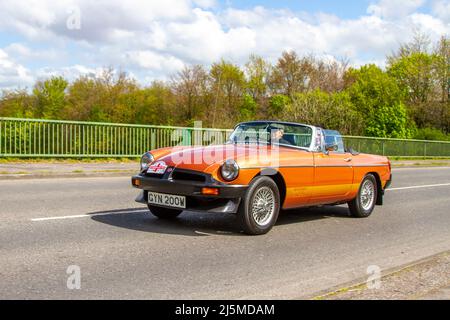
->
xmin=147 ymin=192 xmax=186 ymax=209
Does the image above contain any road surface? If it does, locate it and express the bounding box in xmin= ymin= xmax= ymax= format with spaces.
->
xmin=0 ymin=167 xmax=449 ymax=299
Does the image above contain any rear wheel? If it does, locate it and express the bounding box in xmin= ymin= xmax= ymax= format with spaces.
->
xmin=348 ymin=174 xmax=377 ymax=218
xmin=237 ymin=176 xmax=280 ymax=235
xmin=148 ymin=205 xmax=183 ymax=219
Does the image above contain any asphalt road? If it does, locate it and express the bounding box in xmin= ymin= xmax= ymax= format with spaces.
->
xmin=0 ymin=167 xmax=449 ymax=299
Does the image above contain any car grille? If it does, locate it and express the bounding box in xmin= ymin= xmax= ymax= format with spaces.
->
xmin=144 ymin=173 xmax=165 ymax=179
xmin=170 ymin=169 xmax=206 ymax=183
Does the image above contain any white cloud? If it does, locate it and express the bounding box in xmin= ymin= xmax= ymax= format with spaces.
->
xmin=409 ymin=13 xmax=449 ymax=35
xmin=192 ymin=0 xmax=217 ymax=9
xmin=367 ymin=0 xmax=426 ymax=19
xmin=4 ymin=43 xmax=60 ymax=63
xmin=0 ymin=0 xmax=193 ymax=42
xmin=0 ymin=0 xmax=448 ymax=89
xmin=0 ymin=49 xmax=34 ymax=89
xmin=432 ymin=0 xmax=450 ymax=22
xmin=125 ymin=50 xmax=185 ymax=74
xmin=35 ymin=65 xmax=105 ymax=81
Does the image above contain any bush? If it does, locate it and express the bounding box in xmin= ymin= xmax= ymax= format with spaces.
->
xmin=346 ymin=65 xmax=416 ymax=138
xmin=414 ymin=128 xmax=450 ymax=141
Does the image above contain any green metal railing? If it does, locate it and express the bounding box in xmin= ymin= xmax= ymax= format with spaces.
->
xmin=343 ymin=136 xmax=450 ymax=157
xmin=0 ymin=117 xmax=232 ymax=157
xmin=1 ymin=117 xmax=449 ymax=157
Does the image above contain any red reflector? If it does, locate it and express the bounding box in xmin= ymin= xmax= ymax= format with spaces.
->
xmin=202 ymin=187 xmax=219 ymax=195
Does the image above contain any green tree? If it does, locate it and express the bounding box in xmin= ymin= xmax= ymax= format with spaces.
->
xmin=171 ymin=65 xmax=209 ymax=125
xmin=245 ymin=54 xmax=270 ymax=102
xmin=388 ymin=52 xmax=436 ymax=105
xmin=387 ymin=35 xmax=450 ymax=133
xmin=283 ymin=90 xmax=363 ymax=135
xmin=209 ymin=60 xmax=246 ymax=127
xmin=134 ymin=81 xmax=176 ymax=126
xmin=65 ymin=76 xmax=100 ymax=121
xmin=0 ymin=90 xmax=35 ymax=118
xmin=269 ymin=51 xmax=312 ymax=97
xmin=414 ymin=127 xmax=449 ymax=141
xmin=434 ymin=36 xmax=450 ymax=133
xmin=346 ymin=65 xmax=414 ymax=138
xmin=238 ymin=94 xmax=257 ymax=121
xmin=33 ymin=76 xmax=68 ymax=119
xmin=268 ymin=94 xmax=290 ymax=119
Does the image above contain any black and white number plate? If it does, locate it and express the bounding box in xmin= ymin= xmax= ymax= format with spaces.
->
xmin=148 ymin=192 xmax=186 ymax=209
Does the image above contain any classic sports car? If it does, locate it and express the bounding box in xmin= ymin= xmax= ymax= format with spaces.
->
xmin=131 ymin=121 xmax=392 ymax=235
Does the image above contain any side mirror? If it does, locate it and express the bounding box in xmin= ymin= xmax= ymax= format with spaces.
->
xmin=324 ymin=143 xmax=338 ymax=153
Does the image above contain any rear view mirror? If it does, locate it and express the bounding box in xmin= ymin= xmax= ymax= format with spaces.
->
xmin=325 ymin=143 xmax=338 ymax=152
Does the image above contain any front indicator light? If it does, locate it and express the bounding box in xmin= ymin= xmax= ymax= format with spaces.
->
xmin=202 ymin=187 xmax=219 ymax=196
xmin=132 ymin=178 xmax=140 ymax=187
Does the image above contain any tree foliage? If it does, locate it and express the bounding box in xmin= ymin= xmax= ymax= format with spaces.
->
xmin=283 ymin=90 xmax=363 ymax=135
xmin=0 ymin=36 xmax=448 ymax=140
xmin=346 ymin=65 xmax=415 ymax=138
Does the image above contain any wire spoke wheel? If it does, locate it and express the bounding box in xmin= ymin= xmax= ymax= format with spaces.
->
xmin=251 ymin=186 xmax=275 ymax=227
xmin=360 ymin=179 xmax=375 ymax=211
xmin=238 ymin=176 xmax=280 ymax=235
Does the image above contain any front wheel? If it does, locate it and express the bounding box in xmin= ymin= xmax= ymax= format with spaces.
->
xmin=148 ymin=205 xmax=183 ymax=219
xmin=237 ymin=176 xmax=281 ymax=235
xmin=348 ymin=174 xmax=377 ymax=218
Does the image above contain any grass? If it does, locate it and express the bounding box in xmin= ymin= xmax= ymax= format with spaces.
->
xmin=392 ymin=162 xmax=450 ymax=167
xmin=0 ymin=156 xmax=449 ymax=163
xmin=388 ymin=156 xmax=450 ymax=161
xmin=0 ymin=157 xmax=139 ymax=164
xmin=312 ymin=282 xmax=367 ymax=300
xmin=92 ymin=169 xmax=135 ymax=173
xmin=0 ymin=171 xmax=30 ymax=175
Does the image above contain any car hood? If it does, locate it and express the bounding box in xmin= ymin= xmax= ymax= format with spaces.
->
xmin=151 ymin=144 xmax=290 ymax=174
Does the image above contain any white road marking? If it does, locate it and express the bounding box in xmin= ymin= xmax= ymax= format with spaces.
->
xmin=194 ymin=231 xmax=214 ymax=236
xmin=31 ymin=210 xmax=143 ymax=222
xmin=387 ymin=183 xmax=450 ymax=191
xmin=30 ymin=183 xmax=450 ymax=222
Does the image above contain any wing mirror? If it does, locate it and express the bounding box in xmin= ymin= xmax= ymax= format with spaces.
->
xmin=324 ymin=143 xmax=338 ymax=154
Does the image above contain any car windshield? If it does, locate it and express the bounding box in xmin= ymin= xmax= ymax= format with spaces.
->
xmin=228 ymin=122 xmax=313 ymax=149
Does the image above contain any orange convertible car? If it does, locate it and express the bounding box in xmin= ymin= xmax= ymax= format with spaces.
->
xmin=132 ymin=121 xmax=392 ymax=235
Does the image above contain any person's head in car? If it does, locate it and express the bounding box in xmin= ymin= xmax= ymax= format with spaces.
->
xmin=271 ymin=128 xmax=284 ymax=141
xmin=271 ymin=128 xmax=290 ymax=145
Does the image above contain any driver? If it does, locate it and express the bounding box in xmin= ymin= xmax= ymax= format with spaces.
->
xmin=270 ymin=128 xmax=290 ymax=145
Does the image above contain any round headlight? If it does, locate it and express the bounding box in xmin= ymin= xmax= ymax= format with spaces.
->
xmin=140 ymin=152 xmax=154 ymax=171
xmin=221 ymin=159 xmax=239 ymax=181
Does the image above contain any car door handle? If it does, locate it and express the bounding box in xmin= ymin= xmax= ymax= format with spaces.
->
xmin=344 ymin=158 xmax=352 ymax=162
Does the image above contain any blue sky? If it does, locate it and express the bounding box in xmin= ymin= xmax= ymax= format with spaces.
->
xmin=0 ymin=0 xmax=448 ymax=89
xmin=219 ymin=0 xmax=435 ymax=19
xmin=221 ymin=0 xmax=372 ymax=18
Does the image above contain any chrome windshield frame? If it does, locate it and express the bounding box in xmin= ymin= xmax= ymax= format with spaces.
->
xmin=228 ymin=121 xmax=317 ymax=152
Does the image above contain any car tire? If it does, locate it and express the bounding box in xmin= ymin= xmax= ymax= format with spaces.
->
xmin=148 ymin=205 xmax=183 ymax=219
xmin=237 ymin=176 xmax=281 ymax=235
xmin=348 ymin=174 xmax=377 ymax=218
